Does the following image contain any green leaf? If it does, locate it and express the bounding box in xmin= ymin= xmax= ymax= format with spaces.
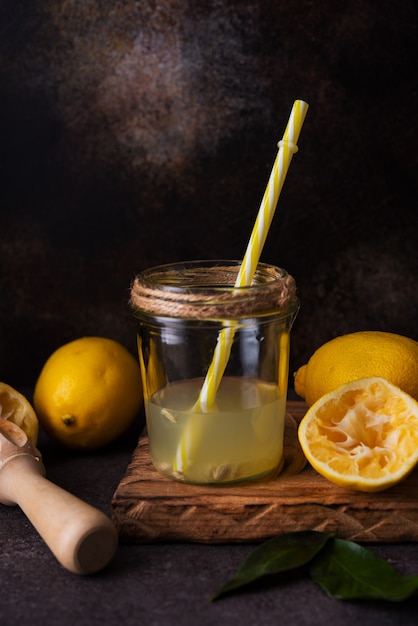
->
xmin=310 ymin=538 xmax=418 ymax=601
xmin=210 ymin=530 xmax=333 ymax=601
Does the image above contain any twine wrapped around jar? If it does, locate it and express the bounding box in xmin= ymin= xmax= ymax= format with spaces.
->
xmin=130 ymin=261 xmax=298 ymax=321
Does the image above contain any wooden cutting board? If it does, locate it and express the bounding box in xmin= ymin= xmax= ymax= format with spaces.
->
xmin=111 ymin=401 xmax=418 ymax=544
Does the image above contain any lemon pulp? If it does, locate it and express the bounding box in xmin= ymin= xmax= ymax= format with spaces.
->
xmin=298 ymin=377 xmax=418 ymax=492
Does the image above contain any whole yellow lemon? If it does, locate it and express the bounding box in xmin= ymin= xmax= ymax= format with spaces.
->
xmin=294 ymin=331 xmax=418 ymax=407
xmin=33 ymin=337 xmax=143 ymax=450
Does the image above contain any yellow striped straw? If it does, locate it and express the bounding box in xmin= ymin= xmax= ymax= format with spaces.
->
xmin=174 ymin=99 xmax=309 ymax=476
xmin=197 ymin=99 xmax=309 ymax=411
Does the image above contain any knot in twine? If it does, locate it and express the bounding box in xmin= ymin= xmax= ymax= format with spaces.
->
xmin=130 ymin=262 xmax=298 ymax=321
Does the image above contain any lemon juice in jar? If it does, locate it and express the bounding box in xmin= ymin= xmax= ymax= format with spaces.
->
xmin=145 ymin=376 xmax=286 ymax=483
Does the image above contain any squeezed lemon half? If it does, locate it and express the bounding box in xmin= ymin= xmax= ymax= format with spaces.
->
xmin=0 ymin=382 xmax=39 ymax=446
xmin=298 ymin=377 xmax=418 ymax=492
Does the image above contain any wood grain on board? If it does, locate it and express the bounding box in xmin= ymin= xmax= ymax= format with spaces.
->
xmin=112 ymin=401 xmax=418 ymax=544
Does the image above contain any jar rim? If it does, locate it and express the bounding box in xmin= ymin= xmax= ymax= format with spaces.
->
xmin=130 ymin=260 xmax=298 ymax=320
xmin=140 ymin=259 xmax=287 ymax=291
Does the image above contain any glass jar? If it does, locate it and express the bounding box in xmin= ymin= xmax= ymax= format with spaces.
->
xmin=130 ymin=260 xmax=299 ymax=485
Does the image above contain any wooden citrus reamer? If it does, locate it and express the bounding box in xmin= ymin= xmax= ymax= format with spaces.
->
xmin=0 ymin=419 xmax=118 ymax=575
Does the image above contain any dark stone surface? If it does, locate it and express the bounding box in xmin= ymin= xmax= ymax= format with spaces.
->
xmin=1 ymin=1 xmax=417 ymax=389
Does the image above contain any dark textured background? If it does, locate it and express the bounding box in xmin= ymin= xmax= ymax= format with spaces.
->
xmin=1 ymin=0 xmax=417 ymax=389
